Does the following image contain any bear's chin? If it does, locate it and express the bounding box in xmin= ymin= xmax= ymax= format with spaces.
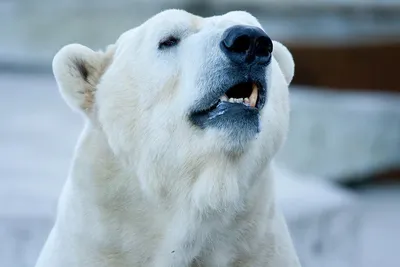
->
xmin=194 ymin=101 xmax=261 ymax=154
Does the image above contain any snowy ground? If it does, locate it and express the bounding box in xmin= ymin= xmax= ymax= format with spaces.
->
xmin=355 ymin=185 xmax=400 ymax=267
xmin=0 ymin=73 xmax=399 ymax=267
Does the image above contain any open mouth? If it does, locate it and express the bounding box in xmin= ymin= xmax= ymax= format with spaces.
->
xmin=189 ymin=78 xmax=266 ymax=133
xmin=220 ymin=82 xmax=259 ymax=107
xmin=200 ymin=81 xmax=262 ymax=114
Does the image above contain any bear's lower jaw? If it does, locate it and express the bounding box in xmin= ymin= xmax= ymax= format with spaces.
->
xmin=190 ymin=101 xmax=261 ymax=149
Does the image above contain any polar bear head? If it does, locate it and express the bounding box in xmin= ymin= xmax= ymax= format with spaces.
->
xmin=53 ymin=9 xmax=294 ymax=188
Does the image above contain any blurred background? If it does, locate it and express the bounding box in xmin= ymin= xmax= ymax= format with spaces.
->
xmin=1 ymin=1 xmax=399 ymax=267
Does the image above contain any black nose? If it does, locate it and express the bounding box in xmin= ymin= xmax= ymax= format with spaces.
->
xmin=220 ymin=25 xmax=273 ymax=65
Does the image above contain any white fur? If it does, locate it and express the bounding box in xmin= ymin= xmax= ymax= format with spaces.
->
xmin=36 ymin=9 xmax=300 ymax=267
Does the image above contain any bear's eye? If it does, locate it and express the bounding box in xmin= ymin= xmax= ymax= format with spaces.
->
xmin=159 ymin=36 xmax=180 ymax=50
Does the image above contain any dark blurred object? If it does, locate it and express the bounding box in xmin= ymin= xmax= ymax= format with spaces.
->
xmin=343 ymin=168 xmax=400 ymax=188
xmin=287 ymin=41 xmax=400 ymax=91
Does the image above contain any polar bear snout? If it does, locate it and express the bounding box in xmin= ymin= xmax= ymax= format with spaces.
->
xmin=186 ymin=25 xmax=274 ymax=149
xmin=220 ymin=25 xmax=273 ymax=66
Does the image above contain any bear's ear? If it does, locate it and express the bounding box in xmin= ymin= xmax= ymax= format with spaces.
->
xmin=52 ymin=44 xmax=114 ymax=115
xmin=272 ymin=41 xmax=295 ymax=86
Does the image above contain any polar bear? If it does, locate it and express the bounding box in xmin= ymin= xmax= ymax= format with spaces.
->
xmin=35 ymin=9 xmax=300 ymax=267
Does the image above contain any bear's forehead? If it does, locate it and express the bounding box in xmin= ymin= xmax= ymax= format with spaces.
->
xmin=117 ymin=9 xmax=259 ymax=42
xmin=147 ymin=9 xmax=203 ymax=33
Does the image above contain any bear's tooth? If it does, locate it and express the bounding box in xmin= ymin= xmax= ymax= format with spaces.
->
xmin=229 ymin=98 xmax=234 ymax=103
xmin=249 ymin=84 xmax=258 ymax=107
xmin=238 ymin=98 xmax=243 ymax=103
xmin=220 ymin=95 xmax=228 ymax=101
xmin=244 ymin=97 xmax=250 ymax=103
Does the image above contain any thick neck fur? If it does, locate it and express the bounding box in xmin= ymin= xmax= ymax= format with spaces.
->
xmin=48 ymin=122 xmax=296 ymax=267
xmin=65 ymin=121 xmax=275 ymax=215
